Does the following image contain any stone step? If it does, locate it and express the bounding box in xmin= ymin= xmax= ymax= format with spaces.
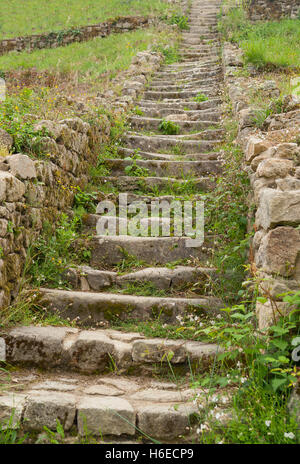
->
xmin=37 ymin=289 xmax=223 ymax=325
xmin=149 ymin=77 xmax=221 ymax=88
xmin=90 ymin=235 xmax=213 ymax=267
xmin=138 ymin=99 xmax=221 ymax=112
xmin=63 ymin=265 xmax=217 ymax=292
xmin=122 ymin=134 xmax=222 ymax=153
xmin=2 ymin=325 xmax=222 ymax=373
xmin=117 ymin=147 xmax=221 ymax=161
xmin=127 ymin=129 xmax=224 ymax=140
xmin=0 ymin=365 xmax=232 ymax=441
xmin=143 ymin=87 xmax=219 ymax=100
xmin=155 ymin=68 xmax=221 ymax=79
xmin=179 ymin=51 xmax=219 ymax=59
xmin=95 ymin=175 xmax=215 ymax=193
xmin=146 ymin=82 xmax=218 ymax=93
xmin=129 ymin=116 xmax=220 ymax=132
xmin=104 ymin=158 xmax=222 ymax=178
xmin=137 ymin=108 xmax=221 ymax=121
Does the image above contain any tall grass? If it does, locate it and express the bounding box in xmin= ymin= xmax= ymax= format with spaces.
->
xmin=219 ymin=6 xmax=300 ymax=69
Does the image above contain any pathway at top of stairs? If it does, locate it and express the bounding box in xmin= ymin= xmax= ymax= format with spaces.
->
xmin=0 ymin=0 xmax=231 ymax=444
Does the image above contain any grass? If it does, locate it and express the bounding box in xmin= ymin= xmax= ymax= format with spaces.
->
xmin=219 ymin=5 xmax=300 ymax=69
xmin=0 ymin=28 xmax=172 ymax=82
xmin=0 ymin=0 xmax=178 ymax=39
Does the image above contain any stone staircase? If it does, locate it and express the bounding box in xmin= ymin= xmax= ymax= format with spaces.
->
xmin=0 ymin=0 xmax=231 ymax=443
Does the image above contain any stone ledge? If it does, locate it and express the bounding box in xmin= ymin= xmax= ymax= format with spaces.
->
xmin=2 ymin=325 xmax=220 ymax=374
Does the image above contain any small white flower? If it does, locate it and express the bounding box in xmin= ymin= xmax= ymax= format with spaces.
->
xmin=240 ymin=377 xmax=247 ymax=384
xmin=265 ymin=420 xmax=271 ymax=428
xmin=216 ymin=314 xmax=222 ymax=319
xmin=221 ymin=396 xmax=228 ymax=404
xmin=284 ymin=432 xmax=295 ymax=439
xmin=197 ymin=424 xmax=208 ymax=434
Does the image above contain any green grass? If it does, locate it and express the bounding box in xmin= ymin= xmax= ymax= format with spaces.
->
xmin=0 ymin=0 xmax=176 ymax=39
xmin=219 ymin=6 xmax=300 ymax=69
xmin=0 ymin=28 xmax=170 ymax=81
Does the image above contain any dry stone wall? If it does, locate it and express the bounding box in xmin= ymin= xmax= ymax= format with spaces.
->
xmin=0 ymin=50 xmax=163 ymax=310
xmin=0 ymin=16 xmax=153 ymax=56
xmin=247 ymin=0 xmax=300 ymax=20
xmin=223 ymin=43 xmax=300 ymax=329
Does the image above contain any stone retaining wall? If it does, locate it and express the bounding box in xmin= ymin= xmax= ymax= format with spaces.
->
xmin=223 ymin=43 xmax=300 ymax=329
xmin=0 ymin=50 xmax=163 ymax=310
xmin=247 ymin=0 xmax=300 ymax=20
xmin=0 ymin=16 xmax=153 ymax=56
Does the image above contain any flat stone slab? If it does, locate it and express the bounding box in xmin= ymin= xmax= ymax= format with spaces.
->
xmin=0 ymin=369 xmax=232 ymax=440
xmin=77 ymin=396 xmax=136 ymax=436
xmin=38 ymin=289 xmax=223 ymax=326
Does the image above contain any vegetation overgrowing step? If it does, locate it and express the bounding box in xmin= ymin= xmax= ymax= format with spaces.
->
xmin=64 ymin=265 xmax=217 ymax=292
xmin=117 ymin=147 xmax=222 ymax=161
xmin=96 ymin=175 xmax=215 ymax=193
xmin=122 ymin=134 xmax=222 ymax=153
xmin=104 ymin=158 xmax=222 ymax=177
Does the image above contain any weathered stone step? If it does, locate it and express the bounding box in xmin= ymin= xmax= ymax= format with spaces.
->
xmin=178 ymin=50 xmax=219 ymax=59
xmin=37 ymin=289 xmax=223 ymax=325
xmin=155 ymin=67 xmax=221 ymax=79
xmin=143 ymin=87 xmax=219 ymax=100
xmin=96 ymin=175 xmax=215 ymax=193
xmin=146 ymin=82 xmax=218 ymax=93
xmin=123 ymin=134 xmax=221 ymax=153
xmin=1 ymin=325 xmax=223 ymax=372
xmin=103 ymin=158 xmax=222 ymax=178
xmin=117 ymin=147 xmax=220 ymax=161
xmin=137 ymin=108 xmax=220 ymax=121
xmin=149 ymin=77 xmax=221 ymax=88
xmin=129 ymin=116 xmax=220 ymax=132
xmin=0 ymin=365 xmax=231 ymax=441
xmin=179 ymin=51 xmax=219 ymax=59
xmin=162 ymin=59 xmax=220 ymax=71
xmin=63 ymin=265 xmax=217 ymax=292
xmin=138 ymin=99 xmax=221 ymax=112
xmin=90 ymin=235 xmax=213 ymax=267
xmin=123 ymin=135 xmax=221 ymax=154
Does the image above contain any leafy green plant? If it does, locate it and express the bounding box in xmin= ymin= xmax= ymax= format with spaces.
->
xmin=28 ymin=212 xmax=89 ymax=288
xmin=124 ymin=160 xmax=149 ymax=177
xmin=168 ymin=14 xmax=189 ymax=30
xmin=193 ymin=93 xmax=208 ymax=102
xmin=158 ymin=119 xmax=180 ymax=135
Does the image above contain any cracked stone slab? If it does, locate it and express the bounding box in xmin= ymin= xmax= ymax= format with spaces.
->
xmin=137 ymin=403 xmax=198 ymax=439
xmin=24 ymin=391 xmax=76 ymax=431
xmin=77 ymin=396 xmax=136 ymax=436
xmin=31 ymin=381 xmax=78 ymax=392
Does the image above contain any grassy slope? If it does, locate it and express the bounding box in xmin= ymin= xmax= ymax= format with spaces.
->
xmin=219 ymin=6 xmax=300 ymax=69
xmin=0 ymin=0 xmax=173 ymax=39
xmin=0 ymin=28 xmax=171 ymax=80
